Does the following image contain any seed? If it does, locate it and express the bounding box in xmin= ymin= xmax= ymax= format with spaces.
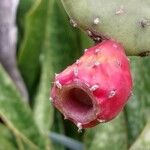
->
xmin=49 ymin=97 xmax=53 ymax=102
xmin=94 ymin=17 xmax=100 ymax=25
xmin=130 ymin=91 xmax=134 ymax=96
xmin=77 ymin=122 xmax=82 ymax=133
xmin=64 ymin=115 xmax=68 ymax=120
xmin=55 ymin=80 xmax=62 ymax=89
xmin=70 ymin=19 xmax=78 ymax=27
xmin=73 ymin=67 xmax=78 ymax=77
xmin=93 ymin=62 xmax=100 ymax=67
xmin=95 ymin=48 xmax=101 ymax=54
xmin=55 ymin=73 xmax=59 ymax=78
xmin=87 ymin=30 xmax=92 ymax=36
xmin=90 ymin=84 xmax=99 ymax=91
xmin=108 ymin=90 xmax=116 ymax=98
xmin=75 ymin=59 xmax=80 ymax=65
xmin=84 ymin=48 xmax=88 ymax=52
xmin=97 ymin=119 xmax=105 ymax=123
xmin=94 ymin=37 xmax=101 ymax=41
xmin=115 ymin=5 xmax=124 ymax=15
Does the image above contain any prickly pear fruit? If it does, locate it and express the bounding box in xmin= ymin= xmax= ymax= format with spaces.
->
xmin=50 ymin=40 xmax=132 ymax=129
xmin=61 ymin=0 xmax=150 ymax=56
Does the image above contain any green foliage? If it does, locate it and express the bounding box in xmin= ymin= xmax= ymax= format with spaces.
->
xmin=0 ymin=124 xmax=17 ymax=150
xmin=17 ymin=0 xmax=34 ymax=41
xmin=129 ymin=121 xmax=150 ymax=150
xmin=84 ymin=113 xmax=128 ymax=150
xmin=125 ymin=57 xmax=149 ymax=146
xmin=0 ymin=65 xmax=47 ymax=149
xmin=18 ymin=0 xmax=50 ymax=95
xmin=0 ymin=0 xmax=150 ymax=149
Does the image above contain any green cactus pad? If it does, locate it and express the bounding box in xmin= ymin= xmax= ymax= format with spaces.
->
xmin=61 ymin=0 xmax=150 ymax=56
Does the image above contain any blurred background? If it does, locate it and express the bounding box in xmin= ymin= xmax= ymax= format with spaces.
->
xmin=0 ymin=0 xmax=150 ymax=149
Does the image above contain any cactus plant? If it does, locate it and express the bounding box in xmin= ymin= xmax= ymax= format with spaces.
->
xmin=61 ymin=0 xmax=150 ymax=56
xmin=51 ymin=40 xmax=132 ymax=129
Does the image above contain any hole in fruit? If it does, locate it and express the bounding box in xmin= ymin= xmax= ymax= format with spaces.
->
xmin=69 ymin=88 xmax=93 ymax=107
xmin=61 ymin=87 xmax=95 ymax=124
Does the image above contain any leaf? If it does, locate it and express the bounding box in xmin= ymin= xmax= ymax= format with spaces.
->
xmin=84 ymin=113 xmax=128 ymax=150
xmin=0 ymin=64 xmax=46 ymax=149
xmin=0 ymin=124 xmax=17 ymax=150
xmin=17 ymin=0 xmax=34 ymax=41
xmin=129 ymin=121 xmax=150 ymax=150
xmin=140 ymin=56 xmax=150 ymax=117
xmin=33 ymin=0 xmax=54 ymax=134
xmin=18 ymin=0 xmax=50 ymax=95
xmin=124 ymin=56 xmax=150 ymax=146
xmin=46 ymin=0 xmax=83 ymax=72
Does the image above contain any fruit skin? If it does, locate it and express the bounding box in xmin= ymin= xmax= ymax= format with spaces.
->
xmin=61 ymin=0 xmax=150 ymax=56
xmin=51 ymin=40 xmax=132 ymax=129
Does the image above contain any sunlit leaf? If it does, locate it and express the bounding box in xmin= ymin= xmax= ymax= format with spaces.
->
xmin=125 ymin=56 xmax=150 ymax=146
xmin=0 ymin=64 xmax=46 ymax=149
xmin=130 ymin=121 xmax=150 ymax=150
xmin=85 ymin=113 xmax=128 ymax=150
xmin=0 ymin=124 xmax=17 ymax=150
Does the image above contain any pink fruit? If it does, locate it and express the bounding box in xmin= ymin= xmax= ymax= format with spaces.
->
xmin=50 ymin=40 xmax=132 ymax=129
